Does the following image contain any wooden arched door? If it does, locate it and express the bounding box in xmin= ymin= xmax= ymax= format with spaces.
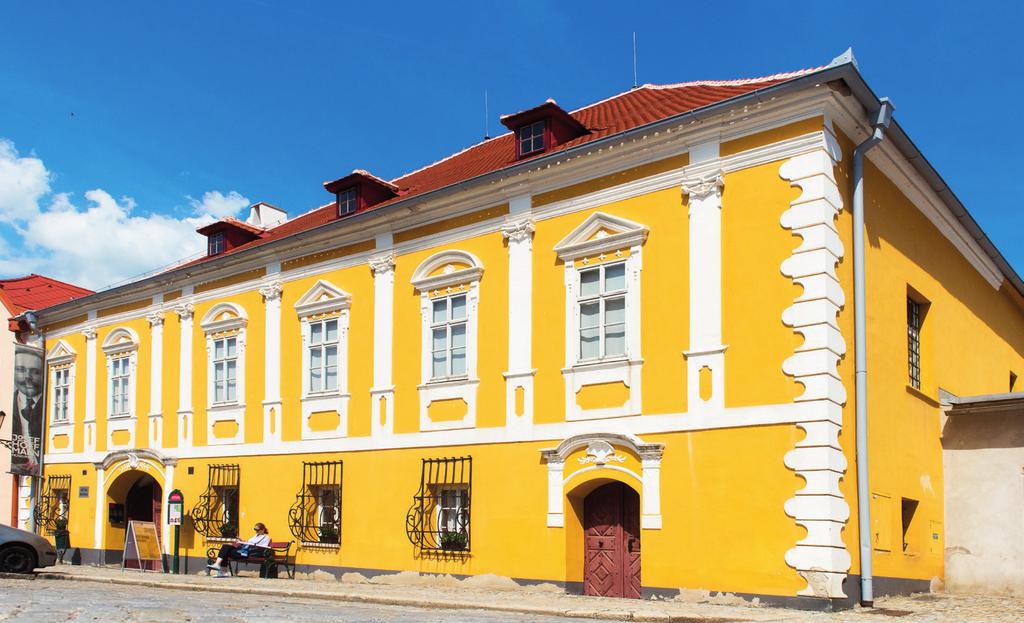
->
xmin=583 ymin=482 xmax=640 ymax=598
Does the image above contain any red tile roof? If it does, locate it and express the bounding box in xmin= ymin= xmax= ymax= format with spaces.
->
xmin=182 ymin=67 xmax=820 ymax=267
xmin=0 ymin=274 xmax=93 ymax=316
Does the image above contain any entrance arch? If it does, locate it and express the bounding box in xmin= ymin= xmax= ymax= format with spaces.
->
xmin=583 ymin=482 xmax=641 ymax=598
xmin=105 ymin=468 xmax=163 ymax=570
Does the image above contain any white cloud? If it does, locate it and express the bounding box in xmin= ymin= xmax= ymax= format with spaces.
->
xmin=0 ymin=138 xmax=250 ymax=290
xmin=189 ymin=190 xmax=250 ymax=219
xmin=0 ymin=139 xmax=50 ymax=223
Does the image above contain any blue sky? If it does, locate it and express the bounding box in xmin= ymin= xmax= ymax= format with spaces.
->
xmin=1 ymin=1 xmax=1022 ymax=289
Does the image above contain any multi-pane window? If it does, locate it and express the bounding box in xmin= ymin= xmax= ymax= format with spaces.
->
xmin=36 ymin=475 xmax=71 ymax=535
xmin=518 ymin=120 xmax=545 ymax=156
xmin=337 ymin=187 xmax=358 ymax=216
xmin=53 ymin=367 xmax=70 ymax=422
xmin=907 ymin=297 xmax=921 ymax=389
xmin=308 ymin=318 xmax=339 ymax=393
xmin=431 ymin=294 xmax=467 ymax=379
xmin=208 ymin=231 xmax=225 ymax=256
xmin=110 ymin=357 xmax=130 ymax=416
xmin=288 ymin=461 xmax=343 ymax=545
xmin=435 ymin=486 xmax=469 ymax=535
xmin=212 ymin=336 xmax=238 ymax=403
xmin=578 ymin=262 xmax=627 ymax=361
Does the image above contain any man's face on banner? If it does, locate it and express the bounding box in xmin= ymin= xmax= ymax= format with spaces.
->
xmin=14 ymin=351 xmax=43 ymax=399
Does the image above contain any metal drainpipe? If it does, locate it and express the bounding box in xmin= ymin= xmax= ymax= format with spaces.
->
xmin=853 ymin=97 xmax=894 ymax=607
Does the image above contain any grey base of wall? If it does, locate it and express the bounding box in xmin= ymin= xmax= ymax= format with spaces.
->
xmin=62 ymin=548 xmax=931 ymax=612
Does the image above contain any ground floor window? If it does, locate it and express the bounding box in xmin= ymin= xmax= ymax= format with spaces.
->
xmin=36 ymin=474 xmax=71 ymax=535
xmin=191 ymin=464 xmax=240 ymax=539
xmin=288 ymin=460 xmax=342 ymax=546
xmin=405 ymin=457 xmax=471 ymax=552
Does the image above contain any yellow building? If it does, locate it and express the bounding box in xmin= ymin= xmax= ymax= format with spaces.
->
xmin=22 ymin=53 xmax=1024 ymax=609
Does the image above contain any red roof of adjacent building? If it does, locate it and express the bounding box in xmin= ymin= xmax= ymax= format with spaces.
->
xmin=184 ymin=67 xmax=820 ymax=267
xmin=0 ymin=274 xmax=93 ymax=317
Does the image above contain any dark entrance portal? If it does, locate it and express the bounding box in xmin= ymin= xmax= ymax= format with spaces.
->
xmin=124 ymin=475 xmax=162 ymax=571
xmin=583 ymin=481 xmax=641 ymax=598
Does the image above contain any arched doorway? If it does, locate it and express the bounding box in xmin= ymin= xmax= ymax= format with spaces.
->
xmin=121 ymin=474 xmax=162 ymax=570
xmin=583 ymin=482 xmax=640 ymax=598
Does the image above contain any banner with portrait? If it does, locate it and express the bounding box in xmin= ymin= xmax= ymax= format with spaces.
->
xmin=10 ymin=343 xmax=44 ymax=476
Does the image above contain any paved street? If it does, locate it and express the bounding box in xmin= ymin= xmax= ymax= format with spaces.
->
xmin=3 ymin=575 xmax=1024 ymax=623
xmin=0 ymin=578 xmax=597 ymax=623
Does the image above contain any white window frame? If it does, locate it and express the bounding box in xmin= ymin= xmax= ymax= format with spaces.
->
xmin=101 ymin=327 xmax=140 ymax=448
xmin=294 ymin=280 xmax=352 ymax=440
xmin=211 ymin=335 xmax=239 ymax=404
xmin=576 ymin=261 xmax=628 ymax=362
xmin=45 ymin=340 xmax=77 ymax=453
xmin=411 ymin=250 xmax=483 ymax=432
xmin=200 ymin=303 xmax=248 ymax=445
xmin=433 ymin=484 xmax=469 ymax=536
xmin=554 ymin=212 xmax=647 ymax=421
xmin=429 ymin=293 xmax=469 ymax=381
xmin=208 ymin=231 xmax=225 ymax=255
xmin=337 ymin=187 xmax=358 ymax=216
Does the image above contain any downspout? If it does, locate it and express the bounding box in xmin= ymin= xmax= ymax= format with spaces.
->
xmin=853 ymin=97 xmax=894 ymax=607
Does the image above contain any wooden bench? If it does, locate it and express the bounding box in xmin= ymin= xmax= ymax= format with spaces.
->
xmin=210 ymin=541 xmax=295 ymax=578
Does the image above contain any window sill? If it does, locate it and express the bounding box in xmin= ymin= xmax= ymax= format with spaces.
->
xmin=208 ymin=402 xmax=244 ymax=412
xmin=49 ymin=419 xmax=72 ymax=428
xmin=562 ymin=357 xmax=642 ymax=374
xmin=301 ymin=392 xmax=347 ymax=401
xmin=905 ymin=384 xmax=940 ymax=407
xmin=107 ymin=413 xmax=134 ymax=421
xmin=419 ymin=377 xmax=478 ymax=390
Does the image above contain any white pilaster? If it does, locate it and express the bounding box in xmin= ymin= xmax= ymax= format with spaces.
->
xmin=82 ymin=318 xmax=98 ymax=453
xmin=16 ymin=476 xmax=32 ymax=531
xmin=147 ymin=300 xmax=164 ymax=449
xmin=502 ymin=208 xmax=536 ymax=432
xmin=546 ymin=461 xmax=565 ymax=527
xmin=370 ymin=240 xmax=396 ymax=439
xmin=162 ymin=464 xmax=175 ymax=554
xmin=780 ymin=127 xmax=851 ymax=599
xmin=94 ymin=467 xmax=105 ymax=548
xmin=175 ymin=291 xmax=195 ymax=449
xmin=260 ymin=268 xmax=283 ymax=445
xmin=681 ymin=139 xmax=727 ymax=413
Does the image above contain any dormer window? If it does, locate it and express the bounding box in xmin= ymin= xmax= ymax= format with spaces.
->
xmin=208 ymin=231 xmax=225 ymax=256
xmin=501 ymin=99 xmax=589 ymax=161
xmin=518 ymin=120 xmax=546 ymax=157
xmin=337 ymin=187 xmax=358 ymax=216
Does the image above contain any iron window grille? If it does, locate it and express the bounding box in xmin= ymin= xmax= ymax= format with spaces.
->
xmin=36 ymin=474 xmax=71 ymax=535
xmin=288 ymin=460 xmax=343 ymax=546
xmin=405 ymin=457 xmax=472 ymax=553
xmin=907 ymin=297 xmax=921 ymax=389
xmin=191 ymin=464 xmax=240 ymax=540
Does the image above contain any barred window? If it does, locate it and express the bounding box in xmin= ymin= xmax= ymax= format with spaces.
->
xmin=53 ymin=367 xmax=71 ymax=423
xmin=110 ymin=356 xmax=131 ymax=416
xmin=192 ymin=464 xmax=240 ymax=539
xmin=212 ymin=336 xmax=238 ymax=403
xmin=36 ymin=474 xmax=71 ymax=535
xmin=289 ymin=461 xmax=342 ymax=546
xmin=907 ymin=297 xmax=921 ymax=389
xmin=307 ymin=318 xmax=339 ymax=394
xmin=405 ymin=457 xmax=471 ymax=553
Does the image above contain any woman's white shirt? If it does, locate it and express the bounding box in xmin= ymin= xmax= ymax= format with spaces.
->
xmin=245 ymin=533 xmax=271 ymax=547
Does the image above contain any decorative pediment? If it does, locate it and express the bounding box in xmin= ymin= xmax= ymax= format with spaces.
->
xmin=101 ymin=327 xmax=140 ymax=355
xmin=553 ymin=212 xmax=648 ymax=260
xmin=540 ymin=431 xmax=664 ymax=463
xmin=200 ymin=302 xmax=248 ymax=333
xmin=411 ymin=250 xmax=484 ymax=292
xmin=294 ymin=280 xmax=352 ymax=317
xmin=46 ymin=339 xmax=77 ymax=365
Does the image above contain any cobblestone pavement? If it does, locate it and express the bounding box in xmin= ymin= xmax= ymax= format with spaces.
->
xmin=7 ymin=569 xmax=1024 ymax=623
xmin=0 ymin=578 xmax=599 ymax=623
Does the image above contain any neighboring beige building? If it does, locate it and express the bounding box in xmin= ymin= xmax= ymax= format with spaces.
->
xmin=0 ymin=275 xmax=92 ymax=527
xmin=942 ymin=393 xmax=1024 ymax=597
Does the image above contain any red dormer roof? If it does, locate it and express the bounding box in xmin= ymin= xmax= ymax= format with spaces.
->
xmin=500 ymin=98 xmax=590 ymax=156
xmin=0 ymin=274 xmax=93 ymax=318
xmin=195 ymin=216 xmax=266 ymax=237
xmin=177 ymin=67 xmax=821 ymax=266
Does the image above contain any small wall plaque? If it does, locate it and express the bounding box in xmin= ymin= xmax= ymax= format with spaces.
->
xmin=78 ymin=486 xmax=89 ymax=498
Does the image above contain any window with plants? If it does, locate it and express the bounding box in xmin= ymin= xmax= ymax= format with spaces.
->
xmin=288 ymin=460 xmax=342 ymax=546
xmin=191 ymin=464 xmax=240 ymax=539
xmin=405 ymin=456 xmax=471 ymax=553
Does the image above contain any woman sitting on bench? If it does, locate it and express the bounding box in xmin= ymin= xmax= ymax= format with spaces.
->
xmin=207 ymin=522 xmax=271 ymax=575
